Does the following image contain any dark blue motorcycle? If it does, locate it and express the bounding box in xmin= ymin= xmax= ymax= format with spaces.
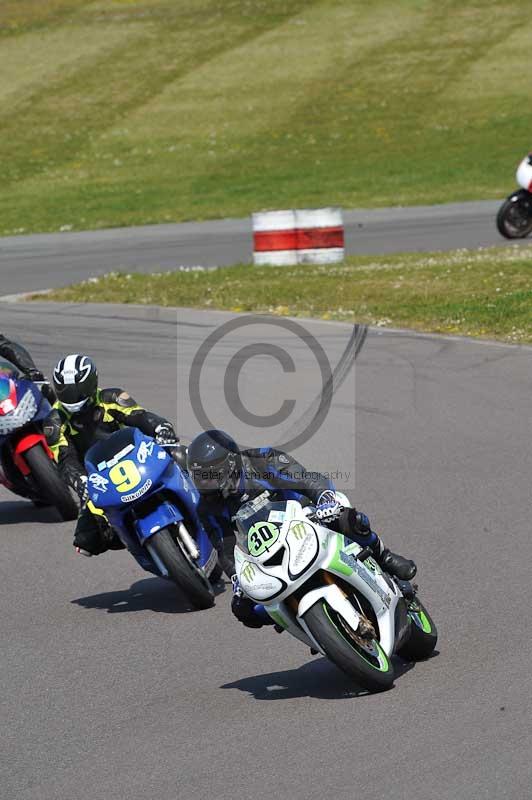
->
xmin=85 ymin=427 xmax=219 ymax=609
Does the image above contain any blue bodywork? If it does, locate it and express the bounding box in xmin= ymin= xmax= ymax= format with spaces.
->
xmin=85 ymin=428 xmax=219 ymax=578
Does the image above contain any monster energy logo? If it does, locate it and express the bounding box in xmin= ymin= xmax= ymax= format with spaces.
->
xmin=291 ymin=521 xmax=307 ymax=540
xmin=242 ymin=563 xmax=256 ymax=582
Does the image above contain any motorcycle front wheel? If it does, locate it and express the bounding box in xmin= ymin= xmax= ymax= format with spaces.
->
xmin=24 ymin=444 xmax=79 ymax=521
xmin=303 ymin=600 xmax=394 ymax=692
xmin=496 ymin=190 xmax=532 ymax=238
xmin=147 ymin=528 xmax=214 ymax=610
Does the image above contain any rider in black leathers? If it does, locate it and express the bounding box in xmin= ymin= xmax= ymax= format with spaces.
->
xmin=48 ymin=353 xmax=182 ymax=556
xmin=187 ymin=429 xmax=417 ymax=628
xmin=0 ymin=333 xmax=50 ymax=387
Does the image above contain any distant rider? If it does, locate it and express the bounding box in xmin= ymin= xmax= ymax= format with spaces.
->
xmin=49 ymin=353 xmax=182 ymax=556
xmin=187 ymin=429 xmax=417 ymax=629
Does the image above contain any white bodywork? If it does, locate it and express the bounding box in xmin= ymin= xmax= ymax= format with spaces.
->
xmin=516 ymin=155 xmax=532 ymax=192
xmin=234 ymin=499 xmax=405 ymax=658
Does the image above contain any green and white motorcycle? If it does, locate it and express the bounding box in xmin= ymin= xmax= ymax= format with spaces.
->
xmin=234 ymin=493 xmax=437 ymax=692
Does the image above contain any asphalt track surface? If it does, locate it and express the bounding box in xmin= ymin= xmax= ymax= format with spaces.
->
xmin=2 ymin=199 xmax=532 ymax=295
xmin=1 ymin=300 xmax=531 ymax=800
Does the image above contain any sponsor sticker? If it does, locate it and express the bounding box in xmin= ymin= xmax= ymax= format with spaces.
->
xmin=137 ymin=440 xmax=155 ymax=464
xmin=120 ymin=478 xmax=152 ymax=503
xmin=88 ymin=473 xmax=109 ymax=492
xmin=340 ymin=550 xmax=391 ymax=608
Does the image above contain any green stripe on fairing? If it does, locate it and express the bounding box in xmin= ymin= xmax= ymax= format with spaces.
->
xmin=418 ymin=610 xmax=432 ymax=633
xmin=328 ymin=535 xmax=353 ymax=576
xmin=323 ymin=605 xmax=389 ymax=673
xmin=267 ymin=609 xmax=288 ymax=629
xmin=410 ymin=609 xmax=432 ymax=633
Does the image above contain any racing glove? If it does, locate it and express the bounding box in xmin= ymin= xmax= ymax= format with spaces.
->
xmin=154 ymin=422 xmax=179 ymax=446
xmin=315 ymin=490 xmax=344 ymax=523
xmin=74 ymin=474 xmax=89 ymax=506
xmin=26 ymin=369 xmax=56 ymax=403
xmin=26 ymin=368 xmax=46 ymax=383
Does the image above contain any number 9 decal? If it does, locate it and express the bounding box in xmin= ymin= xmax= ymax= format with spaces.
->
xmin=109 ymin=460 xmax=141 ymax=493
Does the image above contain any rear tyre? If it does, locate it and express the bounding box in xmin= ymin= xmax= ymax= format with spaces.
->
xmin=24 ymin=444 xmax=79 ymax=521
xmin=496 ymin=191 xmax=532 ymax=238
xmin=147 ymin=528 xmax=214 ymax=610
xmin=303 ymin=600 xmax=394 ymax=692
xmin=398 ymin=597 xmax=438 ymax=661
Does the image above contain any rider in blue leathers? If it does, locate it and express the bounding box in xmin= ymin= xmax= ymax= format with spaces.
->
xmin=187 ymin=429 xmax=417 ymax=629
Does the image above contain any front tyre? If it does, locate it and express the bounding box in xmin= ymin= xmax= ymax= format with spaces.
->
xmin=147 ymin=528 xmax=214 ymax=610
xmin=496 ymin=190 xmax=532 ymax=238
xmin=303 ymin=601 xmax=394 ymax=692
xmin=398 ymin=597 xmax=437 ymax=661
xmin=24 ymin=444 xmax=79 ymax=521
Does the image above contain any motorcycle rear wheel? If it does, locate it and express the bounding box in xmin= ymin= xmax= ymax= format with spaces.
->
xmin=24 ymin=444 xmax=79 ymax=521
xmin=496 ymin=190 xmax=532 ymax=238
xmin=398 ymin=597 xmax=437 ymax=661
xmin=147 ymin=528 xmax=214 ymax=610
xmin=303 ymin=600 xmax=394 ymax=692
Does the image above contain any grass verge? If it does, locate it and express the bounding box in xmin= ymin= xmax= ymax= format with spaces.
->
xmin=34 ymin=246 xmax=532 ymax=344
xmin=2 ymin=1 xmax=532 ymax=233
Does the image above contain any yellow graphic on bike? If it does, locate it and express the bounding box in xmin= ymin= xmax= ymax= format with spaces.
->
xmin=108 ymin=459 xmax=142 ymax=493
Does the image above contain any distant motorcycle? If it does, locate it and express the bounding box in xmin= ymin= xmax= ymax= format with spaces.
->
xmin=85 ymin=427 xmax=221 ymax=609
xmin=497 ymin=153 xmax=532 ymax=239
xmin=0 ymin=364 xmax=79 ymax=520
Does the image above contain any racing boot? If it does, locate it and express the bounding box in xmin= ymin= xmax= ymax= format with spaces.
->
xmin=378 ymin=548 xmax=417 ymax=581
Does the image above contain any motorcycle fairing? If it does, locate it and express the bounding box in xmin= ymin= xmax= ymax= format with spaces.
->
xmin=85 ymin=427 xmax=216 ymax=577
xmin=13 ymin=433 xmax=53 ymax=475
xmin=235 ymin=498 xmax=404 ymax=657
xmin=134 ymin=500 xmax=184 ymax=544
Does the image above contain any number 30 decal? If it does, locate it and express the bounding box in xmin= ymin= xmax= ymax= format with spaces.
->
xmin=248 ymin=521 xmax=280 ymax=556
xmin=108 ymin=460 xmax=141 ymax=493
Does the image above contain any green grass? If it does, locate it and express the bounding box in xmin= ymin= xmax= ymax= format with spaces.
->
xmin=36 ymin=246 xmax=532 ymax=344
xmin=2 ymin=0 xmax=532 ymax=234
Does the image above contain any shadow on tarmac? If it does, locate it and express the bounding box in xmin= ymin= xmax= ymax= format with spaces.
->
xmin=0 ymin=499 xmax=61 ymax=524
xmin=221 ymin=655 xmax=416 ymax=701
xmin=72 ymin=575 xmax=227 ymax=615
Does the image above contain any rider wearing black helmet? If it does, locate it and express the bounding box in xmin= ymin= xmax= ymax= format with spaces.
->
xmin=187 ymin=429 xmax=417 ymax=628
xmin=49 ymin=353 xmax=181 ymax=556
xmin=0 ymin=333 xmax=53 ymax=399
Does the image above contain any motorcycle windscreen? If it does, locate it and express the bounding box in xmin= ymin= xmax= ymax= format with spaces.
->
xmin=234 ymin=494 xmax=286 ymax=555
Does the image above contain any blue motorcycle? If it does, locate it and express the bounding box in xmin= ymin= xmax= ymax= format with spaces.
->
xmin=85 ymin=427 xmax=219 ymax=609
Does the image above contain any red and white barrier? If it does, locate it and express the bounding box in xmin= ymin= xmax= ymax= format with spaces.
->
xmin=253 ymin=207 xmax=344 ymax=266
xmin=252 ymin=210 xmax=298 ymax=266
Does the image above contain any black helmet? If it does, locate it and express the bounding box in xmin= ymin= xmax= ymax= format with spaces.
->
xmin=53 ymin=354 xmax=98 ymax=413
xmin=187 ymin=429 xmax=242 ymax=497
